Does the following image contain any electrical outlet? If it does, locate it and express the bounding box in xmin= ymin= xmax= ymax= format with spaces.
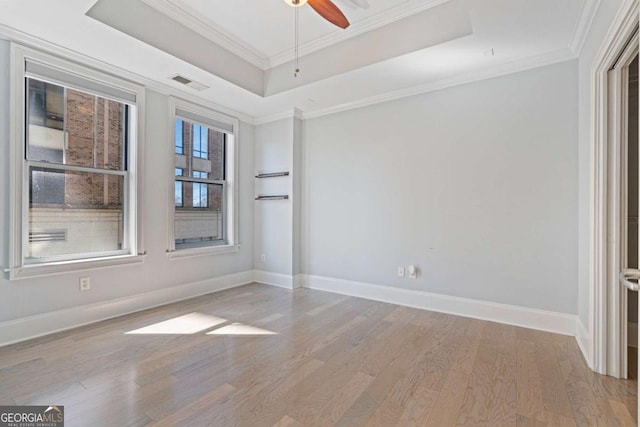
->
xmin=79 ymin=277 xmax=91 ymax=291
xmin=397 ymin=267 xmax=405 ymax=278
xmin=261 ymin=254 xmax=266 ymax=263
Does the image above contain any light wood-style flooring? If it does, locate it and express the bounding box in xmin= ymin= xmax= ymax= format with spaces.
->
xmin=0 ymin=283 xmax=636 ymax=426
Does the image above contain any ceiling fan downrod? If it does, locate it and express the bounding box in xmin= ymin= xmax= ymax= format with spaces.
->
xmin=294 ymin=5 xmax=300 ymax=77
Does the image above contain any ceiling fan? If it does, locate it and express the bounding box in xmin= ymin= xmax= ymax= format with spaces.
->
xmin=283 ymin=0 xmax=352 ymax=29
xmin=284 ymin=0 xmax=367 ymax=76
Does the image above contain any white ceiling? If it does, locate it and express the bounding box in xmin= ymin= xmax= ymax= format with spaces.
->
xmin=0 ymin=0 xmax=593 ymax=121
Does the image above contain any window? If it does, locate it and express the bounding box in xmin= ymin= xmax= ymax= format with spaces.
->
xmin=170 ymin=100 xmax=238 ymax=255
xmin=10 ymin=46 xmax=144 ymax=278
xmin=192 ymin=124 xmax=208 ymax=159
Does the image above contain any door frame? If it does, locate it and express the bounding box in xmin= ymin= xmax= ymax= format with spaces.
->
xmin=590 ymin=0 xmax=638 ymax=376
xmin=607 ymin=32 xmax=637 ymax=379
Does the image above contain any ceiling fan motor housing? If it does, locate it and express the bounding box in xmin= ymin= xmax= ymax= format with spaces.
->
xmin=284 ymin=0 xmax=309 ymax=7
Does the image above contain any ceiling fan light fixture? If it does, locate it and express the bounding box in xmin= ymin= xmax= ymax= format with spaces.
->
xmin=284 ymin=0 xmax=309 ymax=7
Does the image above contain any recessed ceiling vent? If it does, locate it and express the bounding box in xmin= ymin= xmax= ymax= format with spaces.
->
xmin=170 ymin=74 xmax=209 ymax=92
xmin=172 ymin=75 xmax=191 ymax=85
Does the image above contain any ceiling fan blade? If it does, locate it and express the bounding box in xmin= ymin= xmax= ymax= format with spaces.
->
xmin=308 ymin=0 xmax=350 ymax=29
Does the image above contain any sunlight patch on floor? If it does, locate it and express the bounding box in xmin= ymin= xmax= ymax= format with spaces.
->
xmin=125 ymin=313 xmax=227 ymax=335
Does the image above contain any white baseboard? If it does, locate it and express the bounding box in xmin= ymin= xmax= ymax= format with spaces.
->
xmin=0 ymin=269 xmax=584 ymax=350
xmin=576 ymin=318 xmax=593 ymax=367
xmin=253 ymin=270 xmax=302 ymax=289
xmin=303 ymin=274 xmax=577 ymax=336
xmin=0 ymin=270 xmax=254 ymax=347
xmin=629 ymin=322 xmax=638 ymax=349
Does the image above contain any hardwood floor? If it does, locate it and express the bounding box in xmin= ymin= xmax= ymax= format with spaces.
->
xmin=0 ymin=283 xmax=636 ymax=427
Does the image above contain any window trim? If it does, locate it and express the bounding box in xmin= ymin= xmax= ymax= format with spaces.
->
xmin=167 ymin=97 xmax=239 ymax=259
xmin=9 ymin=44 xmax=146 ymax=279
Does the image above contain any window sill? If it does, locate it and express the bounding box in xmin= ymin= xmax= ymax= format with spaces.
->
xmin=10 ymin=254 xmax=145 ymax=280
xmin=168 ymin=244 xmax=240 ymax=260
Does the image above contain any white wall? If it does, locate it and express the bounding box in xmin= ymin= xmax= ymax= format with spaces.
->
xmin=303 ymin=60 xmax=579 ymax=314
xmin=576 ymin=0 xmax=625 ymax=330
xmin=0 ymin=39 xmax=255 ymax=324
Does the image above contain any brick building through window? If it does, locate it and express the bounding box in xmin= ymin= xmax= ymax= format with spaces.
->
xmin=174 ymin=118 xmax=226 ymax=249
xmin=26 ymin=78 xmax=129 ymax=260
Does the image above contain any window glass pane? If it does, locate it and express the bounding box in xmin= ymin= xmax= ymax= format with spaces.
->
xmin=175 ymin=182 xmax=183 ymax=207
xmin=28 ymin=79 xmax=63 ymax=130
xmin=201 ymin=128 xmax=208 ymax=158
xmin=193 ymin=182 xmax=208 ymax=208
xmin=28 ymin=167 xmax=124 ymax=261
xmin=192 ymin=124 xmax=208 ymax=159
xmin=208 ymin=130 xmax=225 ymax=181
xmin=192 ymin=124 xmax=200 ymax=157
xmin=30 ymin=167 xmax=65 ymax=205
xmin=175 ymin=119 xmax=183 ymax=154
xmin=175 ymin=183 xmax=223 ymax=249
xmin=175 ymin=168 xmax=184 ymax=207
xmin=27 ymin=78 xmax=126 ymax=171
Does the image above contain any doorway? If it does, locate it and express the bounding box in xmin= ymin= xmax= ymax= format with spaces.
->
xmin=590 ymin=0 xmax=639 ymax=377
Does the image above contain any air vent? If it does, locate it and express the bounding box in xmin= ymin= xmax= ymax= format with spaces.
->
xmin=170 ymin=74 xmax=209 ymax=92
xmin=172 ymin=75 xmax=192 ymax=85
xmin=29 ymin=229 xmax=67 ymax=243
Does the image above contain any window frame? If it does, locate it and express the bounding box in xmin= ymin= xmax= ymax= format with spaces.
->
xmin=9 ymin=44 xmax=146 ymax=279
xmin=168 ymin=98 xmax=239 ymax=258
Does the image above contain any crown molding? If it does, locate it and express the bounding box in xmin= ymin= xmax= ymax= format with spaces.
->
xmin=143 ymin=0 xmax=451 ymax=70
xmin=141 ymin=0 xmax=270 ymax=70
xmin=569 ymin=0 xmax=602 ymax=55
xmin=298 ymin=48 xmax=577 ymax=120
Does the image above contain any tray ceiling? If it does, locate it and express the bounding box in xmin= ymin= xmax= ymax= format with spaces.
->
xmin=0 ymin=0 xmax=591 ymax=120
